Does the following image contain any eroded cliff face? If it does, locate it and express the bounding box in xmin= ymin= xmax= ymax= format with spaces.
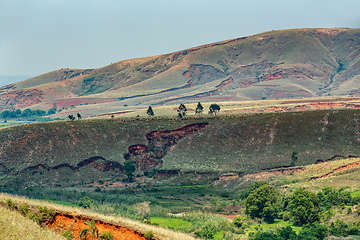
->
xmin=124 ymin=123 xmax=209 ymax=171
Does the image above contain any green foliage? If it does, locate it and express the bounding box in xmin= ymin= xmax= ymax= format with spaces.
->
xmin=245 ymin=183 xmax=280 ymax=223
xmin=233 ymin=216 xmax=243 ymax=228
xmin=195 ymin=225 xmax=217 ymax=239
xmin=39 ymin=206 xmax=56 ymax=223
xmin=329 ymin=219 xmax=359 ymax=237
xmin=78 ymin=196 xmax=94 ymax=209
xmin=61 ymin=230 xmax=74 ymax=240
xmin=317 ymin=186 xmax=338 ymax=210
xmin=289 ymin=188 xmax=320 ymax=225
xmin=147 ymin=106 xmax=154 ymax=116
xmin=28 ymin=212 xmax=42 ymax=225
xmin=277 ymin=226 xmax=297 ymax=240
xmin=298 ymin=223 xmax=328 ymax=240
xmin=238 ymin=181 xmax=268 ymax=200
xmin=347 ymin=207 xmax=352 ymax=214
xmin=6 ymin=199 xmax=16 ymax=209
xmin=0 ymin=108 xmax=47 ymax=119
xmin=79 ymin=220 xmax=99 ymax=240
xmin=20 ymin=204 xmax=29 ymax=216
xmin=251 ymin=230 xmax=282 ymax=240
xmin=290 ymin=152 xmax=298 ymax=166
xmin=99 ymin=231 xmax=114 ymax=240
xmin=123 ymin=161 xmax=136 ymax=182
xmin=209 ymin=103 xmax=220 ymax=115
xmin=144 ymin=231 xmax=154 ymax=240
xmin=317 ymin=186 xmax=354 ymax=212
xmin=47 ymin=108 xmax=57 ymax=115
xmin=195 ymin=102 xmax=204 ymax=115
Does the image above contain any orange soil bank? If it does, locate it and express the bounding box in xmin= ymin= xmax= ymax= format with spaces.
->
xmin=48 ymin=212 xmax=147 ymax=240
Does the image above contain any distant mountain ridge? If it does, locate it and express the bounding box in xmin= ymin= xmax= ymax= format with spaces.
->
xmin=1 ymin=28 xmax=360 ymax=116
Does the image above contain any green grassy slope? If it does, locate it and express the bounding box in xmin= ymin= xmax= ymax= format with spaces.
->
xmin=1 ymin=109 xmax=360 ymax=190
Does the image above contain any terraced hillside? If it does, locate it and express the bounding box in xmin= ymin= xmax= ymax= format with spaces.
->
xmin=1 ymin=109 xmax=360 ymax=190
xmin=0 ymin=28 xmax=359 ymax=118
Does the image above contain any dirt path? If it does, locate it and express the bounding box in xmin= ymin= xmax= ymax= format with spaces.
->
xmin=48 ymin=211 xmax=147 ymax=240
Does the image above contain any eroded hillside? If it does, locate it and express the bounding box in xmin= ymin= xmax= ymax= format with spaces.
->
xmin=1 ymin=109 xmax=360 ymax=190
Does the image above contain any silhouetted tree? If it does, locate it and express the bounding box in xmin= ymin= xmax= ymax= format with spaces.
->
xmin=177 ymin=103 xmax=187 ymax=118
xmin=195 ymin=102 xmax=204 ymax=115
xmin=67 ymin=115 xmax=75 ymax=121
xmin=77 ymin=113 xmax=82 ymax=120
xmin=209 ymin=103 xmax=220 ymax=115
xmin=147 ymin=106 xmax=154 ymax=116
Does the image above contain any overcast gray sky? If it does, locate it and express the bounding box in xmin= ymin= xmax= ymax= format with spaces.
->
xmin=1 ymin=0 xmax=360 ymax=81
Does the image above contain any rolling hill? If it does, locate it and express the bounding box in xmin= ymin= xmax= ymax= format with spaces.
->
xmin=0 ymin=28 xmax=360 ymax=118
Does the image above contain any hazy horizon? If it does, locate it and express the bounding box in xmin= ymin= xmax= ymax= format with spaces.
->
xmin=1 ymin=0 xmax=360 ymax=86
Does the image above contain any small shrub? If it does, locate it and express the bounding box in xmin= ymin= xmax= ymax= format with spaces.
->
xmin=61 ymin=230 xmax=74 ymax=240
xmin=347 ymin=207 xmax=352 ymax=214
xmin=282 ymin=211 xmax=291 ymax=221
xmin=144 ymin=231 xmax=154 ymax=240
xmin=100 ymin=231 xmax=114 ymax=240
xmin=6 ymin=199 xmax=16 ymax=209
xmin=78 ymin=196 xmax=94 ymax=208
xmin=195 ymin=226 xmax=216 ymax=239
xmin=233 ymin=216 xmax=243 ymax=228
xmin=20 ymin=204 xmax=29 ymax=216
xmin=28 ymin=212 xmax=42 ymax=225
xmin=40 ymin=206 xmax=56 ymax=222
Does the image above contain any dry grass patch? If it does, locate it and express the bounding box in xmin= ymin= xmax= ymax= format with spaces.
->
xmin=270 ymin=158 xmax=360 ymax=193
xmin=0 ymin=206 xmax=65 ymax=240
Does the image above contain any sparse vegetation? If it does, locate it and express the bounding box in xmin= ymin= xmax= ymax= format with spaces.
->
xmin=144 ymin=231 xmax=154 ymax=240
xmin=79 ymin=220 xmax=99 ymax=240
